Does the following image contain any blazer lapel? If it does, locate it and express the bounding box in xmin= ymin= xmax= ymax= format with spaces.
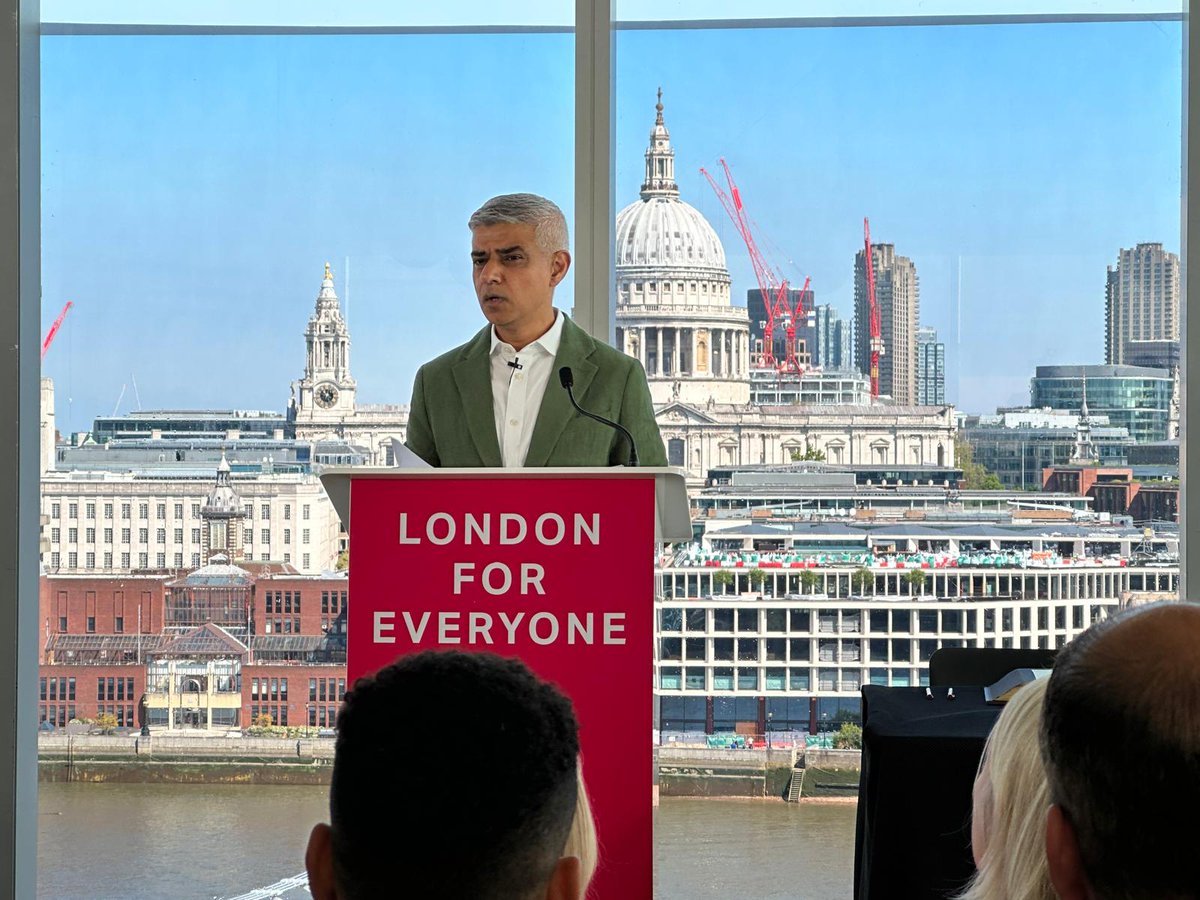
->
xmin=524 ymin=316 xmax=598 ymax=467
xmin=451 ymin=327 xmax=503 ymax=468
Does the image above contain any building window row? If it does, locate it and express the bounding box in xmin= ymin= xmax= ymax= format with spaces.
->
xmin=97 ymin=676 xmax=135 ymax=701
xmin=264 ymin=590 xmax=301 ymax=614
xmin=39 ymin=704 xmax=75 ymax=727
xmin=659 ymin=603 xmax=1113 ymax=637
xmin=308 ymin=677 xmax=346 ymax=703
xmin=250 ymin=677 xmax=289 ymax=702
xmin=659 ymin=665 xmax=928 ymax=693
xmin=40 ymin=676 xmax=76 ymax=702
xmin=309 ymin=705 xmax=338 ymax=728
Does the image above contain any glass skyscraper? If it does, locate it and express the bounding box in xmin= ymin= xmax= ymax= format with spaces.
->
xmin=1030 ymin=365 xmax=1172 ymax=443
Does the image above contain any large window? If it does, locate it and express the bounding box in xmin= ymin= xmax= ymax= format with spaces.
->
xmin=31 ymin=5 xmax=574 ymax=899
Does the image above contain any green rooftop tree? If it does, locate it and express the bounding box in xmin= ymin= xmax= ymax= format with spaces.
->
xmin=904 ymin=569 xmax=928 ymax=596
xmin=748 ymin=568 xmax=767 ymax=591
xmin=955 ymin=438 xmax=1004 ymax=490
xmin=851 ymin=567 xmax=874 ymax=595
xmin=713 ymin=569 xmax=735 ymax=595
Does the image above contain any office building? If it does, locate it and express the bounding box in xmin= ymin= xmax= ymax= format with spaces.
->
xmin=811 ymin=304 xmax=852 ymax=371
xmin=962 ymin=409 xmax=1132 ymax=490
xmin=854 ymin=243 xmax=920 ymax=404
xmin=747 ymin=287 xmax=811 ymax=368
xmin=1030 ymin=365 xmax=1173 ymax=443
xmin=917 ymin=326 xmax=945 ymax=405
xmin=1104 ymin=243 xmax=1180 ymax=365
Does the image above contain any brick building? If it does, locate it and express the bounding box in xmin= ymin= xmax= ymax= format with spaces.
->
xmin=1041 ymin=464 xmax=1179 ymax=522
xmin=38 ymin=564 xmax=347 ymax=732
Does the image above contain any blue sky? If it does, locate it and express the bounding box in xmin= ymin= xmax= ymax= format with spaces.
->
xmin=41 ymin=19 xmax=1181 ymax=432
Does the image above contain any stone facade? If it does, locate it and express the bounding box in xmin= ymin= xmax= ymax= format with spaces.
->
xmin=656 ymin=402 xmax=956 ymax=481
xmin=40 ymin=471 xmax=341 ymax=576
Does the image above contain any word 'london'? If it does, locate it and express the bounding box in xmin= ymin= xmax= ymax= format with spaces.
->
xmin=398 ymin=511 xmax=601 ymax=546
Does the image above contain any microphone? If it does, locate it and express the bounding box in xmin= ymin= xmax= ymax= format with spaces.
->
xmin=506 ymin=358 xmax=523 ymax=370
xmin=559 ymin=366 xmax=639 ymax=466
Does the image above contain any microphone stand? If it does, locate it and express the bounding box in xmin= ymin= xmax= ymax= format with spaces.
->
xmin=558 ymin=367 xmax=639 ymax=466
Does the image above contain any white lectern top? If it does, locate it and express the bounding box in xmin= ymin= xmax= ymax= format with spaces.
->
xmin=320 ymin=466 xmax=692 ymax=544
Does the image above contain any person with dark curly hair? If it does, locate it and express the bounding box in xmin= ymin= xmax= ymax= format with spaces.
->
xmin=305 ymin=651 xmax=586 ymax=900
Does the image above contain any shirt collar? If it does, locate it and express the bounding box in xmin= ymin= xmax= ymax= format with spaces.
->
xmin=490 ymin=309 xmax=564 ymax=358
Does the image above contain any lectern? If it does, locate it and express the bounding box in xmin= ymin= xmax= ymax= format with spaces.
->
xmin=320 ymin=466 xmax=691 ymax=900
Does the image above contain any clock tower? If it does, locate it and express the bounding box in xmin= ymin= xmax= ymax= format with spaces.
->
xmin=290 ymin=262 xmax=357 ymax=427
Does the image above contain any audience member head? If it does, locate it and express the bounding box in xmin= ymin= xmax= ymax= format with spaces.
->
xmin=1040 ymin=601 xmax=1200 ymax=900
xmin=960 ymin=676 xmax=1053 ymax=900
xmin=306 ymin=651 xmax=582 ymax=900
xmin=565 ymin=761 xmax=598 ymax=891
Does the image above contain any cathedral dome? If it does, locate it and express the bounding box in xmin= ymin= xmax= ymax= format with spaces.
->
xmin=613 ymin=91 xmax=749 ymax=408
xmin=615 ymin=90 xmax=732 ymax=314
xmin=616 ymin=195 xmax=727 ymax=272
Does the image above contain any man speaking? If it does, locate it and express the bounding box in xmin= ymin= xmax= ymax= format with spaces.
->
xmin=405 ymin=193 xmax=666 ymax=468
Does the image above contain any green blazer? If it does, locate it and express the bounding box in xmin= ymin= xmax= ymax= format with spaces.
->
xmin=405 ymin=314 xmax=667 ymax=468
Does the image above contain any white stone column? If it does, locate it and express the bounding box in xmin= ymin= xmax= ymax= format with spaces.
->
xmin=672 ymin=328 xmax=681 ymax=376
xmin=655 ymin=328 xmax=664 ymax=376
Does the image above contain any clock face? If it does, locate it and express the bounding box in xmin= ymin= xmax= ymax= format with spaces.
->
xmin=315 ymin=384 xmax=339 ymax=409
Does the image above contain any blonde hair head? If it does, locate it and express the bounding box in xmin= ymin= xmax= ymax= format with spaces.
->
xmin=959 ymin=676 xmax=1055 ymax=900
xmin=563 ymin=759 xmax=598 ymax=891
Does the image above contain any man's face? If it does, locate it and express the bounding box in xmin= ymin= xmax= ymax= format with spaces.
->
xmin=471 ymin=222 xmax=569 ymax=338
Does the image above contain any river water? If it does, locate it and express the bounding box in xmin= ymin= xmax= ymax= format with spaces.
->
xmin=37 ymin=784 xmax=857 ymax=899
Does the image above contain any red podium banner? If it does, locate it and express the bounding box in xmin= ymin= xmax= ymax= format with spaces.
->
xmin=347 ymin=473 xmax=657 ymax=898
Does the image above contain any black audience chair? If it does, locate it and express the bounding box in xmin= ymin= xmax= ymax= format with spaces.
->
xmin=928 ymin=647 xmax=1057 ymax=687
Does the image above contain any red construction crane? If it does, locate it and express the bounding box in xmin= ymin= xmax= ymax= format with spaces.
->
xmin=863 ymin=219 xmax=884 ymax=398
xmin=41 ymin=301 xmax=73 ymax=361
xmin=701 ymin=158 xmax=808 ymax=372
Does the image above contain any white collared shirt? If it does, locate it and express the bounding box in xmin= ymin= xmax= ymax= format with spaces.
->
xmin=490 ymin=310 xmax=565 ymax=467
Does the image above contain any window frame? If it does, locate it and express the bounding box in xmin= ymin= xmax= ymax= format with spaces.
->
xmin=0 ymin=3 xmax=1194 ymax=898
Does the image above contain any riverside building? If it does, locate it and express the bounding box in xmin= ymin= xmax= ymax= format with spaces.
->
xmin=655 ymin=513 xmax=1178 ymax=735
xmin=40 ymin=460 xmax=343 ymax=576
xmin=37 ymin=563 xmax=348 ymax=732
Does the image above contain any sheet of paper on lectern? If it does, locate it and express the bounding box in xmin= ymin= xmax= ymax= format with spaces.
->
xmin=984 ymin=668 xmax=1052 ymax=704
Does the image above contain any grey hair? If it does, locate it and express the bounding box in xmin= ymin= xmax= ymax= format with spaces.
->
xmin=468 ymin=193 xmax=569 ymax=254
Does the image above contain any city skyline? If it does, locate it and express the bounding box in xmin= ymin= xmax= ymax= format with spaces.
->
xmin=40 ymin=20 xmax=1182 ymax=432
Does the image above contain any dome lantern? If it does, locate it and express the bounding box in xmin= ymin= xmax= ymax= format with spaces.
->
xmin=641 ymin=87 xmax=678 ymax=200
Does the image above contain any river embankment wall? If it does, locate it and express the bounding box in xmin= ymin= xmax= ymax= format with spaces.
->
xmin=38 ymin=734 xmax=335 ymax=785
xmin=656 ymin=747 xmax=861 ymax=800
xmin=40 ymin=736 xmax=863 ymax=798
